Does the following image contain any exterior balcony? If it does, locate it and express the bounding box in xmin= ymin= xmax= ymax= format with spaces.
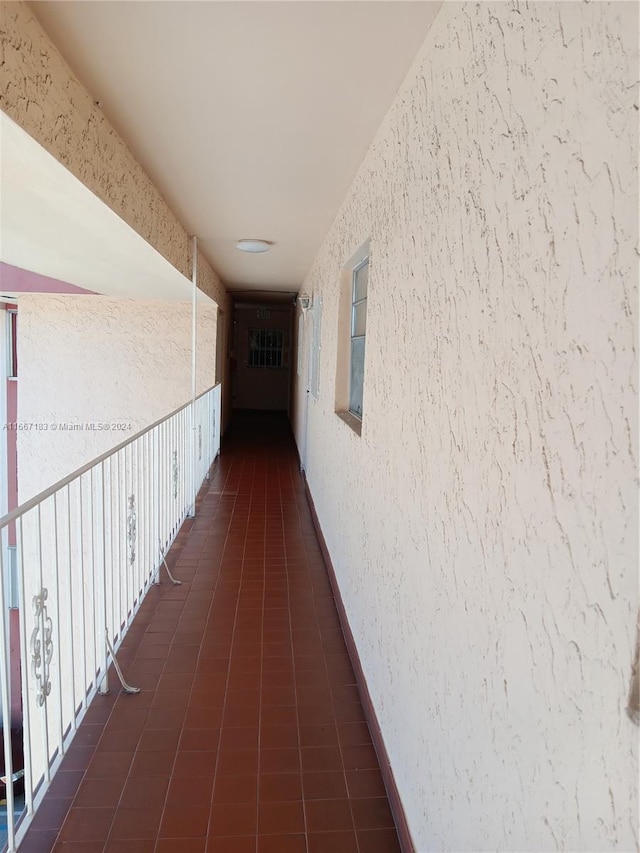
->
xmin=2 ymin=412 xmax=401 ymax=853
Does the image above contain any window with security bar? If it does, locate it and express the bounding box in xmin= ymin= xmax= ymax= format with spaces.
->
xmin=248 ymin=328 xmax=287 ymax=368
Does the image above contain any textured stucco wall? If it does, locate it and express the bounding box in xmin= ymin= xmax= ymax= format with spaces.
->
xmin=0 ymin=1 xmax=226 ymax=310
xmin=17 ymin=294 xmax=216 ymax=501
xmin=293 ymin=2 xmax=638 ymax=850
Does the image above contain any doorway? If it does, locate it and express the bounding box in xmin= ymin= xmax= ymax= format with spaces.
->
xmin=232 ymin=303 xmax=293 ymax=411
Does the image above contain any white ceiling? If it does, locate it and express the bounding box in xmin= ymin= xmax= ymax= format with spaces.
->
xmin=30 ymin=1 xmax=441 ymax=295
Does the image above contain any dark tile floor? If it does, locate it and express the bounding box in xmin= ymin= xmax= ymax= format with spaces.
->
xmin=19 ymin=412 xmax=401 ymax=853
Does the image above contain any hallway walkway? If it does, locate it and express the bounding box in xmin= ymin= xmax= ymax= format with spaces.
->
xmin=20 ymin=413 xmax=401 ymax=853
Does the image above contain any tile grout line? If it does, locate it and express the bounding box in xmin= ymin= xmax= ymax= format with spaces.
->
xmin=153 ymin=455 xmax=238 ymax=853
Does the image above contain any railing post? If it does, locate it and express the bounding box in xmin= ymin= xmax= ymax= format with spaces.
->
xmin=52 ymin=492 xmax=65 ymax=760
xmin=77 ymin=479 xmax=88 ymax=715
xmin=16 ymin=518 xmax=34 ymax=820
xmin=65 ymin=485 xmax=77 ymax=733
xmin=35 ymin=505 xmax=51 ymax=787
xmin=189 ymin=234 xmax=198 ymax=518
xmin=99 ymin=462 xmax=109 ymax=694
xmin=0 ymin=532 xmax=16 ymax=852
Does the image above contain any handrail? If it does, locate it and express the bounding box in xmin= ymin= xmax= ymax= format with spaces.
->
xmin=0 ymin=382 xmax=221 ymax=529
xmin=0 ymin=381 xmax=223 ymax=852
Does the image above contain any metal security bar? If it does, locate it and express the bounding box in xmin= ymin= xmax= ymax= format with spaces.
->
xmin=248 ymin=329 xmax=286 ymax=368
xmin=0 ymin=383 xmax=221 ymax=851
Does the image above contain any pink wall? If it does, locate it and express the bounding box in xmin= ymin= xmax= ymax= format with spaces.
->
xmin=0 ymin=262 xmax=95 ymax=295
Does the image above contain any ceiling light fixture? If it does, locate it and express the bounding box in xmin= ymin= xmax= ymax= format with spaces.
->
xmin=235 ymin=239 xmax=272 ymax=254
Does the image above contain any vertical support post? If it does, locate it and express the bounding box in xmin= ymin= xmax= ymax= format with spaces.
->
xmin=99 ymin=462 xmax=109 ymax=695
xmin=16 ymin=518 xmax=34 ymax=817
xmin=52 ymin=493 xmax=64 ymax=757
xmin=0 ymin=533 xmax=16 ymax=852
xmin=65 ymin=486 xmax=77 ymax=732
xmin=189 ymin=235 xmax=198 ymax=518
xmin=87 ymin=473 xmax=98 ymax=698
xmin=35 ymin=505 xmax=51 ymax=786
xmin=78 ymin=480 xmax=88 ymax=713
xmin=155 ymin=430 xmax=159 ymax=578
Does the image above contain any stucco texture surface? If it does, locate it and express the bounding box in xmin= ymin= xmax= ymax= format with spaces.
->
xmin=0 ymin=1 xmax=227 ymax=309
xmin=17 ymin=294 xmax=216 ymax=502
xmin=293 ymin=3 xmax=638 ymax=851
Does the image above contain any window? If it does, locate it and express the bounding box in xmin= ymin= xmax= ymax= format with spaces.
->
xmin=248 ymin=328 xmax=286 ymax=368
xmin=335 ymin=241 xmax=370 ymax=433
xmin=349 ymin=258 xmax=368 ymax=418
xmin=7 ymin=308 xmax=17 ymax=379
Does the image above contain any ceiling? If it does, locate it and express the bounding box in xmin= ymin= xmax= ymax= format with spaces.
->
xmin=30 ymin=1 xmax=441 ymax=296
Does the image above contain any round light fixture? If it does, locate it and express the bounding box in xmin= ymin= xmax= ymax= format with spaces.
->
xmin=235 ymin=239 xmax=271 ymax=253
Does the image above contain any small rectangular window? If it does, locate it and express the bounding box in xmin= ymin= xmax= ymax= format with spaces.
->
xmin=335 ymin=240 xmax=370 ymax=434
xmin=7 ymin=309 xmax=17 ymax=379
xmin=349 ymin=258 xmax=368 ymax=418
xmin=248 ymin=328 xmax=286 ymax=368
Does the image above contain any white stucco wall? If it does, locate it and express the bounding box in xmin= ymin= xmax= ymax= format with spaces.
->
xmin=17 ymin=294 xmax=216 ymax=501
xmin=293 ymin=3 xmax=638 ymax=851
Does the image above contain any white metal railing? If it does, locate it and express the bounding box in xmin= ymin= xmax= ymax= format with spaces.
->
xmin=0 ymin=383 xmax=221 ymax=851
